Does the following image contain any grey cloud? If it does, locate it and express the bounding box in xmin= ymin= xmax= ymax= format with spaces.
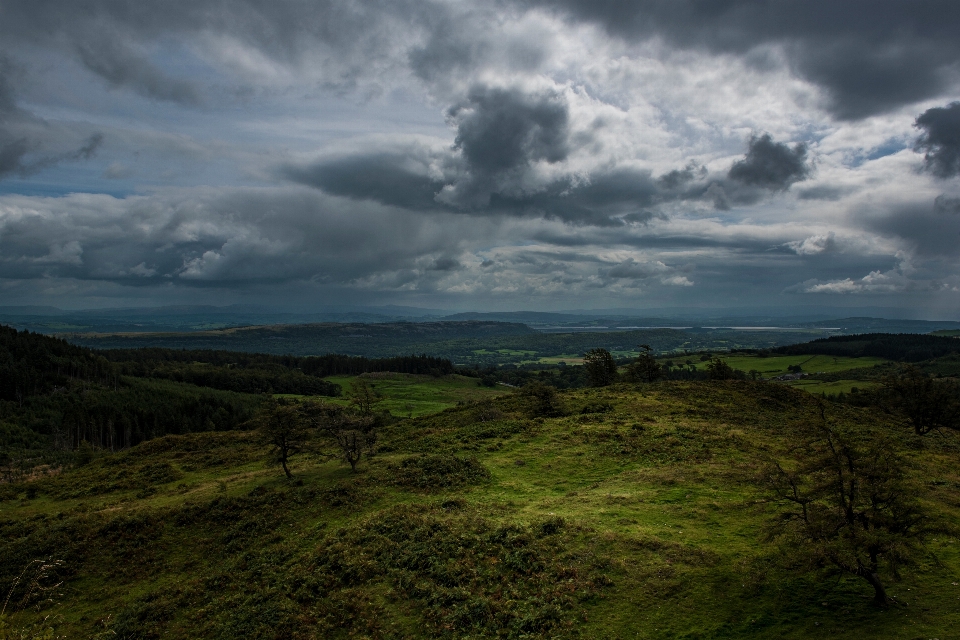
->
xmin=525 ymin=0 xmax=960 ymax=119
xmin=863 ymin=201 xmax=960 ymax=257
xmin=77 ymin=40 xmax=200 ymax=104
xmin=0 ymin=59 xmax=104 ymax=178
xmin=0 ymin=57 xmax=31 ymax=177
xmin=1 ymin=0 xmax=439 ymax=99
xmin=19 ymin=133 xmax=104 ymax=176
xmin=915 ymin=102 xmax=960 ymax=178
xmin=602 ymin=258 xmax=669 ymax=280
xmin=102 ymin=161 xmax=134 ymax=180
xmin=0 ymin=137 xmax=30 ymax=178
xmin=0 ymin=187 xmax=487 ymax=289
xmin=704 ymin=183 xmax=730 ymax=210
xmin=621 ymin=211 xmax=666 ymax=225
xmin=797 ymin=184 xmax=854 ymax=201
xmin=657 ymin=163 xmax=707 ymax=190
xmin=0 ymin=130 xmax=103 ymax=179
xmin=427 ymin=256 xmax=461 ymax=271
xmin=728 ymin=134 xmax=809 ymax=190
xmin=282 ymin=150 xmax=448 ymax=211
xmin=934 ymin=194 xmax=960 ymax=214
xmin=449 ymin=85 xmax=569 ymax=176
xmin=284 ymin=138 xmax=784 ymax=224
xmin=5 ymin=0 xmax=960 ymax=120
xmin=284 ymin=85 xmax=578 ymax=216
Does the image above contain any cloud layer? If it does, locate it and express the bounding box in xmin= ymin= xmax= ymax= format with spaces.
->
xmin=0 ymin=0 xmax=958 ymax=313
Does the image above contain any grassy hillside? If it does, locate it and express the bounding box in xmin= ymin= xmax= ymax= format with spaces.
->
xmin=2 ymin=382 xmax=958 ymax=639
xmin=310 ymin=373 xmax=510 ymax=418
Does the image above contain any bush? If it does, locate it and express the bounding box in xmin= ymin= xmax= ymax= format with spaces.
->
xmin=520 ymin=382 xmax=565 ymax=418
xmin=385 ymin=454 xmax=490 ymax=490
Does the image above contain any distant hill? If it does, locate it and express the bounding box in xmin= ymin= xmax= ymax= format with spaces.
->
xmin=442 ymin=311 xmax=591 ymax=324
xmin=63 ymin=321 xmax=537 ymax=357
xmin=799 ymin=317 xmax=960 ymax=334
xmin=774 ymin=332 xmax=960 ymax=362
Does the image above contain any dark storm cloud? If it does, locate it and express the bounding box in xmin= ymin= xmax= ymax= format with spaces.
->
xmin=915 ymin=102 xmax=960 ymax=178
xmin=728 ymin=134 xmax=809 ymax=190
xmin=449 ymin=86 xmax=569 ymax=175
xmin=525 ymin=0 xmax=960 ymax=119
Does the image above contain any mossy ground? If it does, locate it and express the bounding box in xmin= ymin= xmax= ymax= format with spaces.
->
xmin=2 ymin=381 xmax=959 ymax=639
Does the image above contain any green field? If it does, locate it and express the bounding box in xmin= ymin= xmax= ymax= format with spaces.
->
xmin=662 ymin=353 xmax=889 ymax=377
xmin=536 ymin=354 xmax=584 ymax=364
xmin=473 ymin=349 xmax=538 ymax=357
xmin=779 ymin=378 xmax=876 ymax=396
xmin=321 ymin=373 xmax=509 ymax=417
xmin=3 ymin=382 xmax=959 ymax=638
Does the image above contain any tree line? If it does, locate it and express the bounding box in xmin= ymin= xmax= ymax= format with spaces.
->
xmin=773 ymin=332 xmax=960 ymax=362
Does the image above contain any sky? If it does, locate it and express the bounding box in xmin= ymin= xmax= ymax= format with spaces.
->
xmin=1 ymin=1 xmax=960 ymax=316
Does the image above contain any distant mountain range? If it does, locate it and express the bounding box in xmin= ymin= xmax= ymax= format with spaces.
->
xmin=1 ymin=304 xmax=957 ymax=337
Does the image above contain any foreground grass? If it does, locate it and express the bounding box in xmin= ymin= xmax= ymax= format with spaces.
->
xmin=2 ymin=382 xmax=959 ymax=638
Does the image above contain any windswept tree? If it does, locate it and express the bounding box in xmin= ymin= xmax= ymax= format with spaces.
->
xmin=623 ymin=344 xmax=663 ymax=383
xmin=330 ymin=421 xmax=377 ymax=472
xmin=583 ymin=348 xmax=618 ymax=387
xmin=880 ymin=365 xmax=960 ymax=435
xmin=350 ymin=377 xmax=380 ymax=416
xmin=762 ymin=409 xmax=931 ymax=606
xmin=308 ymin=403 xmax=377 ymax=472
xmin=257 ymin=399 xmax=311 ymax=479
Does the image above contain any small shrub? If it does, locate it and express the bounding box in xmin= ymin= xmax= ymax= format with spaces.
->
xmin=579 ymin=402 xmax=613 ymax=415
xmin=385 ymin=455 xmax=491 ymax=491
xmin=535 ymin=516 xmax=566 ymax=537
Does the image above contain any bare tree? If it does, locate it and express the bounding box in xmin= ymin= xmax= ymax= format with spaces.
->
xmin=330 ymin=423 xmax=377 ymax=472
xmin=308 ymin=403 xmax=377 ymax=472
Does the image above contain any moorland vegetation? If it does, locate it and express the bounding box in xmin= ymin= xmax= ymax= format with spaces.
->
xmin=1 ymin=325 xmax=959 ymax=637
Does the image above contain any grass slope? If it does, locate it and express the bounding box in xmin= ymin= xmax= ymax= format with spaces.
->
xmin=2 ymin=382 xmax=959 ymax=639
xmin=320 ymin=373 xmax=510 ymax=418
